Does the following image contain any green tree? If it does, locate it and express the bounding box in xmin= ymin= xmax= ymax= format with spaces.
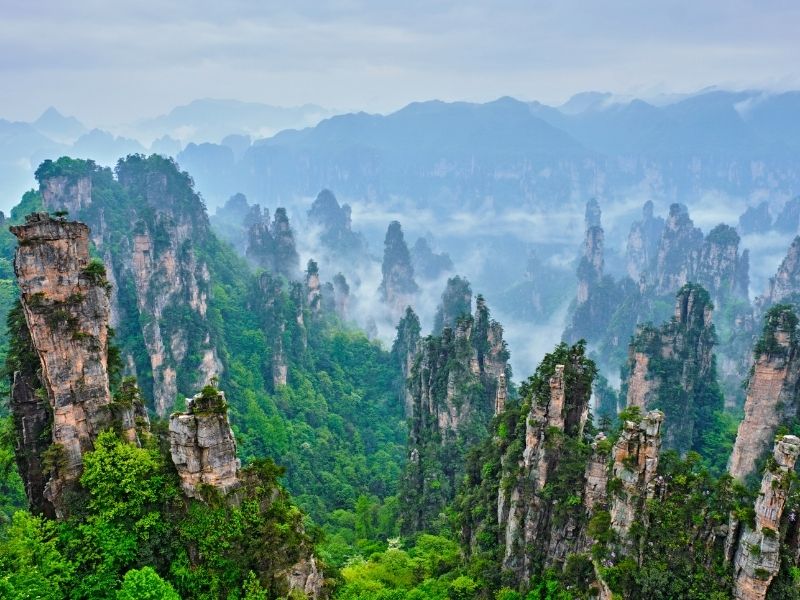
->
xmin=117 ymin=566 xmax=180 ymax=600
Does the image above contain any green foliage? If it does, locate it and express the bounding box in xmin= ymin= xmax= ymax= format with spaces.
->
xmin=334 ymin=535 xmax=462 ymax=600
xmin=116 ymin=566 xmax=180 ymax=600
xmin=0 ymin=511 xmax=75 ymax=599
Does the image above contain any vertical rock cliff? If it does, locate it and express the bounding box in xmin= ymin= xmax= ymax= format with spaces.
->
xmin=37 ymin=156 xmax=222 ymax=416
xmin=609 ymin=410 xmax=664 ymax=557
xmin=169 ymin=386 xmax=241 ymax=499
xmin=564 ymin=200 xmax=623 ymax=345
xmin=654 ymin=203 xmax=704 ymax=295
xmin=621 ymin=284 xmax=723 ymax=454
xmin=732 ymin=435 xmax=800 ymax=600
xmin=378 ymin=221 xmax=418 ymax=318
xmin=626 ymin=200 xmax=665 ymax=282
xmin=10 ymin=212 xmax=144 ymax=514
xmin=694 ymin=224 xmax=750 ymax=304
xmin=246 ymin=206 xmax=300 ymax=279
xmin=400 ymin=298 xmax=508 ymax=533
xmin=728 ymin=305 xmax=800 ymax=481
xmin=307 ymin=188 xmax=367 ymax=263
xmin=391 ymin=307 xmax=421 ymax=418
xmin=758 ymin=236 xmax=800 ymax=310
xmin=433 ymin=275 xmax=472 ymax=334
xmin=411 ymin=237 xmax=454 ymax=280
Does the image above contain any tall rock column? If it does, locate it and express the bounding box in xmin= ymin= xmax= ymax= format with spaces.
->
xmin=732 ymin=435 xmax=800 ymax=600
xmin=728 ymin=306 xmax=800 ymax=481
xmin=654 ymin=203 xmax=703 ymax=295
xmin=378 ymin=221 xmax=418 ymax=319
xmin=11 ymin=213 xmax=138 ymax=511
xmin=757 ymin=236 xmax=800 ymax=310
xmin=621 ymin=284 xmax=722 ymax=454
xmin=626 ymin=200 xmax=664 ymax=282
xmin=609 ymin=410 xmax=664 ymax=557
xmin=169 ymin=387 xmax=241 ymax=499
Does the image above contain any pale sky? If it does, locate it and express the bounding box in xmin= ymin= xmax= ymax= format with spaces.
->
xmin=1 ymin=0 xmax=799 ymax=126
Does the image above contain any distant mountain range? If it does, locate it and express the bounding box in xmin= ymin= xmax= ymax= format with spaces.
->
xmin=172 ymin=89 xmax=800 ymax=217
xmin=2 ymin=89 xmax=800 ymax=218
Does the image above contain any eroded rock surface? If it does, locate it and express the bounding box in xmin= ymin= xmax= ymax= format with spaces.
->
xmin=169 ymin=388 xmax=241 ymax=498
xmin=729 ymin=306 xmax=800 ymax=481
xmin=11 ymin=213 xmax=141 ymax=512
xmin=732 ymin=435 xmax=800 ymax=600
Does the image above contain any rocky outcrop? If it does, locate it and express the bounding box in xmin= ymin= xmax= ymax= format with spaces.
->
xmin=738 ymin=201 xmax=772 ymax=235
xmin=391 ymin=307 xmax=421 ymax=418
xmin=40 ymin=174 xmax=92 ymax=214
xmin=654 ymin=203 xmax=704 ymax=295
xmin=497 ymin=344 xmax=594 ymax=582
xmin=626 ymin=200 xmax=665 ymax=282
xmin=728 ymin=306 xmax=800 ymax=481
xmin=401 ymin=298 xmax=508 ymax=532
xmin=411 ymin=237 xmax=454 ymax=280
xmin=378 ymin=221 xmax=418 ymax=317
xmin=11 ymin=212 xmax=143 ymax=513
xmin=758 ymin=236 xmax=800 ymax=310
xmin=578 ymin=226 xmax=604 ymax=305
xmin=583 ymin=433 xmax=609 ymax=511
xmin=775 ymin=197 xmax=800 ymax=235
xmin=433 ymin=275 xmax=472 ymax=333
xmin=39 ymin=156 xmax=222 ymax=416
xmin=621 ymin=284 xmax=722 ymax=453
xmin=305 ymin=260 xmax=322 ymax=315
xmin=210 ymin=192 xmax=252 ymax=253
xmin=307 ymin=189 xmax=366 ymax=262
xmin=246 ymin=207 xmax=301 ymax=279
xmin=732 ymin=435 xmax=800 ymax=600
xmin=694 ymin=224 xmax=749 ymax=303
xmin=332 ymin=273 xmax=350 ymax=320
xmin=169 ymin=387 xmax=241 ymax=499
xmin=564 ymin=200 xmax=623 ymax=346
xmin=285 ymin=556 xmax=325 ymax=600
xmin=609 ymin=410 xmax=664 ymax=556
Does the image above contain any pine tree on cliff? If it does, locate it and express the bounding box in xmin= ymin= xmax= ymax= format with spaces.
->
xmin=378 ymin=221 xmax=418 ymax=308
xmin=433 ymin=276 xmax=472 ymax=334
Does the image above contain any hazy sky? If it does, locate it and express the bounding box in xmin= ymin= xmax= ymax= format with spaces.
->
xmin=1 ymin=0 xmax=798 ymax=125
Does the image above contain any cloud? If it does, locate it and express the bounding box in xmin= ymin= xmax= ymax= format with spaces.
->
xmin=0 ymin=1 xmax=798 ymax=125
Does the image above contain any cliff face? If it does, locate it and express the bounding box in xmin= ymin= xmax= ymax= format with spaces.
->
xmin=732 ymin=435 xmax=800 ymax=600
xmin=169 ymin=387 xmax=241 ymax=499
xmin=246 ymin=206 xmax=301 ymax=279
xmin=332 ymin=273 xmax=350 ymax=321
xmin=10 ymin=212 xmax=145 ymax=514
xmin=378 ymin=221 xmax=418 ymax=318
xmin=41 ymin=174 xmax=92 ymax=214
xmin=400 ymin=298 xmax=508 ymax=533
xmin=728 ymin=306 xmax=800 ymax=481
xmin=38 ymin=156 xmax=222 ymax=416
xmin=626 ymin=200 xmax=665 ymax=282
xmin=654 ymin=203 xmax=704 ymax=295
xmin=621 ymin=284 xmax=722 ymax=453
xmin=391 ymin=307 xmax=421 ymax=418
xmin=758 ymin=236 xmax=800 ymax=310
xmin=694 ymin=224 xmax=749 ymax=303
xmin=609 ymin=411 xmax=663 ymax=556
xmin=433 ymin=275 xmax=472 ymax=334
xmin=411 ymin=237 xmax=454 ymax=280
xmin=499 ymin=355 xmax=594 ymax=581
xmin=307 ymin=189 xmax=367 ymax=263
xmin=564 ymin=200 xmax=623 ymax=345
